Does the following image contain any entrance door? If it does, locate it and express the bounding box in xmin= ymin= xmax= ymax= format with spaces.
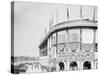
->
xmin=59 ymin=62 xmax=65 ymax=71
xmin=70 ymin=62 xmax=78 ymax=70
xmin=83 ymin=61 xmax=91 ymax=70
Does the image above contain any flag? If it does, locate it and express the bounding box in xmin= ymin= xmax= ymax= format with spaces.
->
xmin=80 ymin=6 xmax=82 ymax=20
xmin=49 ymin=19 xmax=51 ymax=29
xmin=93 ymin=7 xmax=95 ymax=21
xmin=67 ymin=8 xmax=69 ymax=20
xmin=51 ymin=13 xmax=53 ymax=25
xmin=45 ymin=28 xmax=46 ymax=35
xmin=49 ymin=13 xmax=53 ymax=29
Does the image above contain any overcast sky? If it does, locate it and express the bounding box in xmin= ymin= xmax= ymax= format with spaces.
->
xmin=14 ymin=1 xmax=97 ymax=57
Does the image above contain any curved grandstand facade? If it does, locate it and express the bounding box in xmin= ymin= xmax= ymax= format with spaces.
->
xmin=39 ymin=19 xmax=98 ymax=71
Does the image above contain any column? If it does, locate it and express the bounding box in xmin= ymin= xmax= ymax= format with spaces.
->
xmin=56 ymin=63 xmax=59 ymax=72
xmin=64 ymin=62 xmax=67 ymax=71
xmin=56 ymin=32 xmax=58 ymax=54
xmin=91 ymin=61 xmax=95 ymax=69
xmin=79 ymin=61 xmax=83 ymax=70
xmin=66 ymin=61 xmax=70 ymax=71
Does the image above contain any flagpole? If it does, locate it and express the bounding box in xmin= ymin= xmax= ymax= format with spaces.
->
xmin=93 ymin=7 xmax=95 ymax=21
xmin=80 ymin=6 xmax=82 ymax=51
xmin=80 ymin=6 xmax=82 ymax=21
xmin=51 ymin=13 xmax=53 ymax=26
xmin=49 ymin=18 xmax=51 ymax=29
xmin=45 ymin=28 xmax=46 ymax=35
xmin=49 ymin=13 xmax=54 ymax=29
xmin=67 ymin=7 xmax=69 ymax=20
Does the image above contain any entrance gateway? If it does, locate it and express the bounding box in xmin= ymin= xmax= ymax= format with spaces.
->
xmin=59 ymin=62 xmax=65 ymax=71
xmin=83 ymin=61 xmax=91 ymax=70
xmin=70 ymin=62 xmax=78 ymax=70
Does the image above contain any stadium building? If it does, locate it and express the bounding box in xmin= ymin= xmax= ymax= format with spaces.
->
xmin=39 ymin=7 xmax=98 ymax=72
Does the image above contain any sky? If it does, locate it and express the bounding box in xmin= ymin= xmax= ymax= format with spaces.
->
xmin=14 ymin=1 xmax=97 ymax=57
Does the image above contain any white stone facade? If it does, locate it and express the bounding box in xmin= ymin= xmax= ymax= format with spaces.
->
xmin=39 ymin=19 xmax=98 ymax=72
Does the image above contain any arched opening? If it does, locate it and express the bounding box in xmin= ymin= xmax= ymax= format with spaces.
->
xmin=59 ymin=62 xmax=65 ymax=71
xmin=70 ymin=62 xmax=78 ymax=70
xmin=83 ymin=61 xmax=91 ymax=70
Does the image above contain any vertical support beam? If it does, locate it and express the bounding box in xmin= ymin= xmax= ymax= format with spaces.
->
xmin=11 ymin=1 xmax=14 ymax=74
xmin=80 ymin=6 xmax=83 ymax=52
xmin=65 ymin=30 xmax=67 ymax=53
xmin=80 ymin=28 xmax=82 ymax=52
xmin=93 ymin=29 xmax=96 ymax=69
xmin=49 ymin=36 xmax=51 ymax=65
xmin=93 ymin=29 xmax=96 ymax=52
xmin=66 ymin=29 xmax=69 ymax=52
xmin=56 ymin=32 xmax=58 ymax=54
xmin=47 ymin=37 xmax=49 ymax=56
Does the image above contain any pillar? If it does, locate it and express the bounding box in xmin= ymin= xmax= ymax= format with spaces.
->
xmin=56 ymin=63 xmax=59 ymax=72
xmin=64 ymin=62 xmax=67 ymax=71
xmin=66 ymin=61 xmax=70 ymax=71
xmin=79 ymin=61 xmax=83 ymax=70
